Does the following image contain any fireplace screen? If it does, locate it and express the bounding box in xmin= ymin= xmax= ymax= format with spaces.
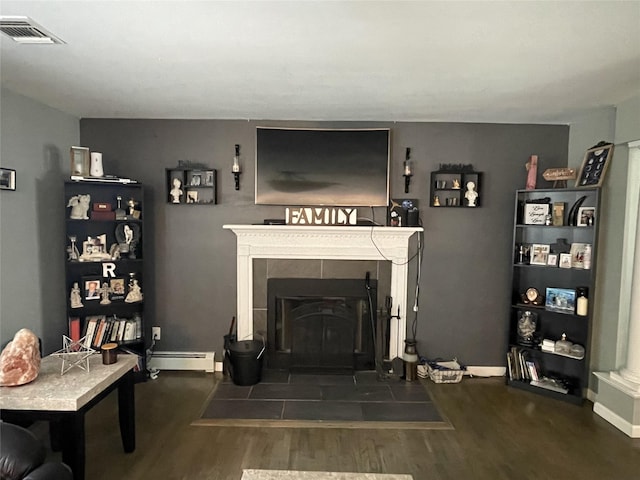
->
xmin=267 ymin=278 xmax=377 ymax=373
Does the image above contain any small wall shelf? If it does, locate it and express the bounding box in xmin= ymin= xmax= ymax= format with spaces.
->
xmin=430 ymin=168 xmax=482 ymax=207
xmin=166 ymin=164 xmax=217 ymax=205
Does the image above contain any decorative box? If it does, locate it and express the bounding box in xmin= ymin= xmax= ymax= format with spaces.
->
xmin=93 ymin=202 xmax=112 ymax=212
xmin=90 ymin=210 xmax=116 ymax=221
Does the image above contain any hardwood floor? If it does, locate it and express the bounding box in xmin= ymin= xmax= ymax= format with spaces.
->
xmin=53 ymin=371 xmax=640 ymax=479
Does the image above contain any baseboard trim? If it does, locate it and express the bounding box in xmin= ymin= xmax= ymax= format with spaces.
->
xmin=149 ymin=351 xmax=215 ymax=372
xmin=593 ymin=402 xmax=640 ymax=438
xmin=465 ymin=366 xmax=506 ymax=377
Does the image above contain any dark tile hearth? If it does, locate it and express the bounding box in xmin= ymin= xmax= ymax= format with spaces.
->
xmin=198 ymin=370 xmax=446 ymax=426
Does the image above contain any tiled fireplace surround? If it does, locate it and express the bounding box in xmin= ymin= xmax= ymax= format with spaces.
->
xmin=224 ymin=225 xmax=422 ymax=360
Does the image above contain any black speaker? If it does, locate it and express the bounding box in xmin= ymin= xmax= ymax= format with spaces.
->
xmin=407 ymin=207 xmax=420 ymax=227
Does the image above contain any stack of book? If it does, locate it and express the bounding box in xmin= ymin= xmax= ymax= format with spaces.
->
xmin=75 ymin=314 xmax=142 ymax=349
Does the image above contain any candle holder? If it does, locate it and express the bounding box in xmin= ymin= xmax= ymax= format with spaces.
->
xmin=403 ymin=147 xmax=413 ymax=194
xmin=232 ymin=144 xmax=241 ymax=191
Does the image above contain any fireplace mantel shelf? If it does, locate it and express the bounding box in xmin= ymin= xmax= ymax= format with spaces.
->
xmin=224 ymin=224 xmax=423 ymax=358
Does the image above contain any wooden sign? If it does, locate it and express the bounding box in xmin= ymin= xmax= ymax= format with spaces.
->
xmin=285 ymin=207 xmax=358 ymax=226
xmin=542 ymin=168 xmax=576 ymax=181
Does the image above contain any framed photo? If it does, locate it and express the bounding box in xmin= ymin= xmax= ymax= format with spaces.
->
xmin=547 ymin=254 xmax=558 ymax=267
xmin=190 ymin=173 xmax=202 ymax=186
xmin=204 ymin=170 xmax=215 ymax=186
xmin=576 ymin=143 xmax=614 ymax=188
xmin=186 ymin=190 xmax=198 ymax=204
xmin=570 ymin=243 xmax=590 ymax=269
xmin=0 ymin=168 xmax=16 ymax=191
xmin=577 ymin=206 xmax=595 ymax=227
xmin=83 ymin=277 xmax=102 ymax=301
xmin=545 ymin=287 xmax=576 ymax=314
xmin=559 ymin=253 xmax=573 ymax=269
xmin=109 ymin=277 xmax=126 ymax=301
xmin=530 ymin=244 xmax=550 ymax=266
xmin=70 ymin=146 xmax=90 ymax=177
xmin=552 ymin=202 xmax=565 ymax=226
xmin=523 ymin=203 xmax=549 ymax=225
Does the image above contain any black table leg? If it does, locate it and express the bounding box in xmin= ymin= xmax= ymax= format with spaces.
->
xmin=117 ymin=369 xmax=135 ymax=452
xmin=60 ymin=412 xmax=85 ymax=480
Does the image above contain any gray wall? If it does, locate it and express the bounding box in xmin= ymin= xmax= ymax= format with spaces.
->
xmin=566 ymin=106 xmax=620 ymax=378
xmin=0 ymin=88 xmax=79 ymax=354
xmin=565 ymin=93 xmax=639 ymax=381
xmin=80 ymin=119 xmax=568 ymax=365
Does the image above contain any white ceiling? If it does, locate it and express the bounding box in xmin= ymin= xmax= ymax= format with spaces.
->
xmin=1 ymin=1 xmax=639 ymax=123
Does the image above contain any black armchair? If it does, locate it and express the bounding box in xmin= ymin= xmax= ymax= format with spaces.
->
xmin=0 ymin=421 xmax=73 ymax=480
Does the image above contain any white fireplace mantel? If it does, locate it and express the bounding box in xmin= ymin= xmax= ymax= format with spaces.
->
xmin=224 ymin=224 xmax=423 ymax=358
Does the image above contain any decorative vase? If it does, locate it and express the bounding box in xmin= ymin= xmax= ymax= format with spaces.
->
xmin=90 ymin=152 xmax=104 ymax=177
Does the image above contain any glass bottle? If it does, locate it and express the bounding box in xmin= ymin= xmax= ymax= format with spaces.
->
xmin=555 ymin=333 xmax=572 ymax=354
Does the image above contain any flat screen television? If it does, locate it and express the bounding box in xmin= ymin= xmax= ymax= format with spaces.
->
xmin=255 ymin=127 xmax=390 ymax=206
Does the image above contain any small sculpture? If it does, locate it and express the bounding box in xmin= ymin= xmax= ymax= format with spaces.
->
xmin=452 ymin=179 xmax=461 ymax=189
xmin=67 ymin=235 xmax=80 ymax=261
xmin=125 ymin=279 xmax=143 ymax=303
xmin=70 ymin=282 xmax=83 ymax=308
xmin=0 ymin=328 xmax=41 ymax=386
xmin=465 ymin=181 xmax=478 ymax=207
xmin=99 ymin=282 xmax=112 ymax=305
xmin=433 ymin=195 xmax=440 ymax=206
xmin=67 ymin=194 xmax=91 ymax=220
xmin=170 ymin=178 xmax=183 ymax=203
xmin=526 ymin=155 xmax=538 ymax=190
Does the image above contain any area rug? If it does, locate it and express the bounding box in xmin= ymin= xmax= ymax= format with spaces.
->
xmin=241 ymin=470 xmax=413 ymax=480
xmin=192 ymin=370 xmax=451 ymax=430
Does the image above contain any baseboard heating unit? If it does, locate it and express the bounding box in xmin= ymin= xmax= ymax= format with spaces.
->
xmin=149 ymin=351 xmax=215 ymax=372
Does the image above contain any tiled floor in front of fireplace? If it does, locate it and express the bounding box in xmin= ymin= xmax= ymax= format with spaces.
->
xmin=196 ymin=370 xmax=448 ymax=427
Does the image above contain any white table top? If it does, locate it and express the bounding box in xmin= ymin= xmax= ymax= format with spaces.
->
xmin=0 ymin=353 xmax=137 ymax=411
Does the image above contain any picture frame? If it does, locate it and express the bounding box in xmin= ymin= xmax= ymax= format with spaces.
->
xmin=576 ymin=143 xmax=614 ymax=188
xmin=109 ymin=277 xmax=127 ymax=301
xmin=545 ymin=287 xmax=576 ymax=314
xmin=570 ymin=243 xmax=590 ymax=269
xmin=559 ymin=253 xmax=573 ymax=269
xmin=530 ymin=244 xmax=550 ymax=266
xmin=190 ymin=173 xmax=202 ymax=186
xmin=523 ymin=203 xmax=549 ymax=225
xmin=70 ymin=146 xmax=90 ymax=177
xmin=204 ymin=170 xmax=215 ymax=186
xmin=0 ymin=168 xmax=16 ymax=191
xmin=547 ymin=254 xmax=558 ymax=267
xmin=186 ymin=190 xmax=198 ymax=204
xmin=577 ymin=206 xmax=596 ymax=227
xmin=83 ymin=276 xmax=102 ymax=301
xmin=552 ymin=202 xmax=565 ymax=226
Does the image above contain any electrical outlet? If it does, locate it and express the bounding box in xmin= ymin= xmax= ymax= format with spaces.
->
xmin=152 ymin=326 xmax=161 ymax=340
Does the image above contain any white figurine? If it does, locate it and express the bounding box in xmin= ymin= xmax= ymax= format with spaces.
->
xmin=170 ymin=178 xmax=183 ymax=203
xmin=99 ymin=282 xmax=112 ymax=305
xmin=125 ymin=279 xmax=143 ymax=303
xmin=70 ymin=282 xmax=83 ymax=308
xmin=67 ymin=194 xmax=91 ymax=219
xmin=465 ymin=181 xmax=478 ymax=207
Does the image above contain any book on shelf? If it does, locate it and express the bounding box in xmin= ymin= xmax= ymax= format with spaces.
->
xmin=530 ymin=377 xmax=569 ymax=394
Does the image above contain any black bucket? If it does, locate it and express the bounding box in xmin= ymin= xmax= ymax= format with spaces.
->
xmin=227 ymin=338 xmax=265 ymax=386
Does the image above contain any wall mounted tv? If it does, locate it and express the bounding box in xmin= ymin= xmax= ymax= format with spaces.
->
xmin=255 ymin=127 xmax=390 ymax=206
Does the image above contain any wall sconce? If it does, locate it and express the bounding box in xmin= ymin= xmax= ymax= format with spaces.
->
xmin=403 ymin=147 xmax=413 ymax=194
xmin=232 ymin=144 xmax=241 ymax=191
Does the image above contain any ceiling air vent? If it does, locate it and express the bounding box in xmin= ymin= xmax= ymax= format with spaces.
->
xmin=0 ymin=16 xmax=65 ymax=44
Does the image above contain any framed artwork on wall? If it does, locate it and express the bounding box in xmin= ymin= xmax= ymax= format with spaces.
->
xmin=0 ymin=168 xmax=16 ymax=191
xmin=576 ymin=142 xmax=614 ymax=188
